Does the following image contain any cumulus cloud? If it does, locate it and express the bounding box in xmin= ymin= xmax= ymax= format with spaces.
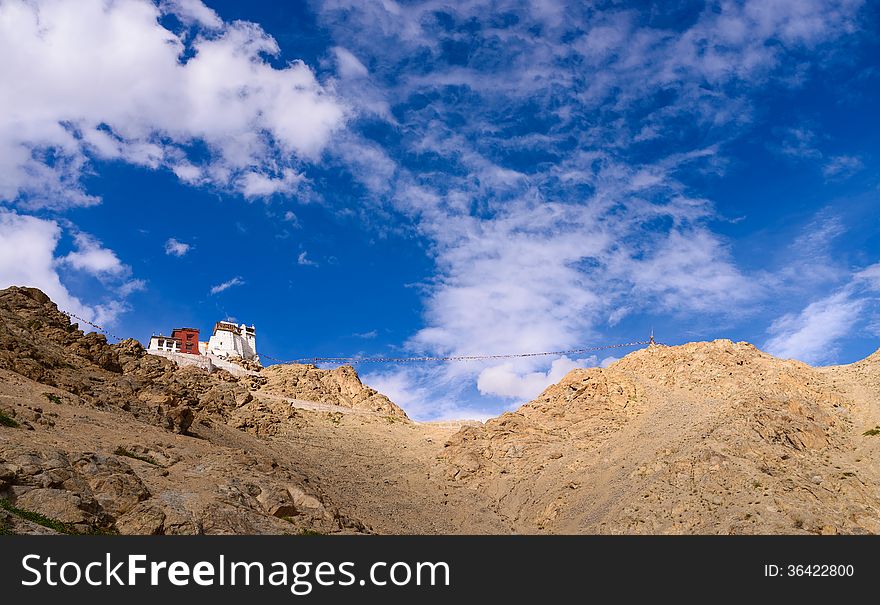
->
xmin=159 ymin=0 xmax=221 ymax=28
xmin=209 ymin=276 xmax=245 ymax=295
xmin=60 ymin=233 xmax=126 ymax=277
xmin=164 ymin=238 xmax=191 ymax=257
xmin=0 ymin=211 xmax=83 ymax=313
xmin=0 ymin=210 xmax=133 ymax=323
xmin=239 ymin=169 xmax=305 ymax=199
xmin=2 ymin=0 xmax=866 ymax=419
xmin=600 ymin=356 xmax=619 ymax=368
xmin=477 ymin=356 xmax=598 ymax=401
xmin=363 ymin=366 xmax=497 ymax=422
xmin=0 ymin=0 xmax=347 ymax=209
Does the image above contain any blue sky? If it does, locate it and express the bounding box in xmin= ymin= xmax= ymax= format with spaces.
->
xmin=0 ymin=0 xmax=878 ymax=420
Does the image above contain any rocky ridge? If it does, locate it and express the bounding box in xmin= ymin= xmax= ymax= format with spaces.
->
xmin=260 ymin=363 xmax=408 ymax=419
xmin=443 ymin=339 xmax=880 ymax=534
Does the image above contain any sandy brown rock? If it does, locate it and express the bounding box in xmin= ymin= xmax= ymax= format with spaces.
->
xmin=260 ymin=363 xmax=408 ymax=419
xmin=163 ymin=406 xmax=194 ymax=434
xmin=443 ymin=340 xmax=880 ymax=535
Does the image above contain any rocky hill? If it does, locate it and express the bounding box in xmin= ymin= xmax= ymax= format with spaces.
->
xmin=443 ymin=340 xmax=880 ymax=534
xmin=0 ymin=287 xmax=386 ymax=534
xmin=1 ymin=286 xmax=878 ymax=535
xmin=260 ymin=364 xmax=408 ymax=419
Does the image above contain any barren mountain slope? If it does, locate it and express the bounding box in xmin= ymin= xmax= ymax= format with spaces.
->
xmin=0 ymin=286 xmax=506 ymax=535
xmin=0 ymin=287 xmax=371 ymax=534
xmin=3 ymin=286 xmax=878 ymax=535
xmin=443 ymin=340 xmax=880 ymax=535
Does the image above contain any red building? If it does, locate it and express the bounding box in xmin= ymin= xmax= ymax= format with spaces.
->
xmin=171 ymin=327 xmax=200 ymax=355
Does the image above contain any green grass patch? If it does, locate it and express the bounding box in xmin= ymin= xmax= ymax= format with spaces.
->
xmin=863 ymin=426 xmax=880 ymax=437
xmin=43 ymin=392 xmax=62 ymax=405
xmin=0 ymin=498 xmax=76 ymax=534
xmin=0 ymin=409 xmax=19 ymax=428
xmin=113 ymin=447 xmax=159 ymax=466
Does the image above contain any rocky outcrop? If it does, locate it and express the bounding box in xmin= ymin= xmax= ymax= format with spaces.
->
xmin=443 ymin=340 xmax=880 ymax=535
xmin=261 ymin=363 xmax=409 ymax=419
xmin=0 ymin=287 xmax=255 ymax=429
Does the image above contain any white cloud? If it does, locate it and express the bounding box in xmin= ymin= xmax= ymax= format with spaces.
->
xmin=159 ymin=0 xmax=221 ymax=28
xmin=477 ymin=355 xmax=598 ymax=401
xmin=765 ymin=291 xmax=864 ymax=364
xmin=774 ymin=128 xmax=864 ymax=180
xmin=312 ymin=0 xmax=866 ymax=417
xmin=354 ymin=330 xmax=378 ymax=339
xmin=335 ymin=139 xmax=397 ymax=194
xmin=61 ymin=233 xmax=126 ymax=277
xmin=619 ymin=228 xmax=757 ymax=313
xmin=333 ymin=47 xmax=369 ymax=79
xmin=857 ymin=264 xmax=880 ymax=289
xmin=0 ymin=0 xmax=347 ymax=209
xmin=777 ymin=127 xmax=823 ymax=159
xmin=822 ymin=155 xmax=864 ymax=179
xmin=297 ymin=251 xmax=318 ymax=267
xmin=239 ymin=169 xmax=305 ymax=199
xmin=363 ymin=366 xmax=497 ymax=422
xmin=0 ymin=211 xmax=84 ymax=314
xmin=209 ymin=276 xmax=245 ymax=295
xmin=765 ymin=263 xmax=880 ymax=364
xmin=281 ymin=210 xmax=302 ymax=230
xmin=164 ymin=238 xmax=191 ymax=257
xmin=118 ymin=279 xmax=147 ymax=297
xmin=0 ymin=210 xmax=130 ymax=323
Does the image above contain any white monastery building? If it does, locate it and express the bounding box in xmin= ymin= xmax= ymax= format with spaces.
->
xmin=207 ymin=321 xmax=258 ymax=361
xmin=147 ymin=335 xmax=180 ymax=353
xmin=147 ymin=321 xmax=259 ymax=363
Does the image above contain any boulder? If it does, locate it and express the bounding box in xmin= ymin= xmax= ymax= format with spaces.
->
xmin=164 ymin=406 xmax=194 ymax=434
